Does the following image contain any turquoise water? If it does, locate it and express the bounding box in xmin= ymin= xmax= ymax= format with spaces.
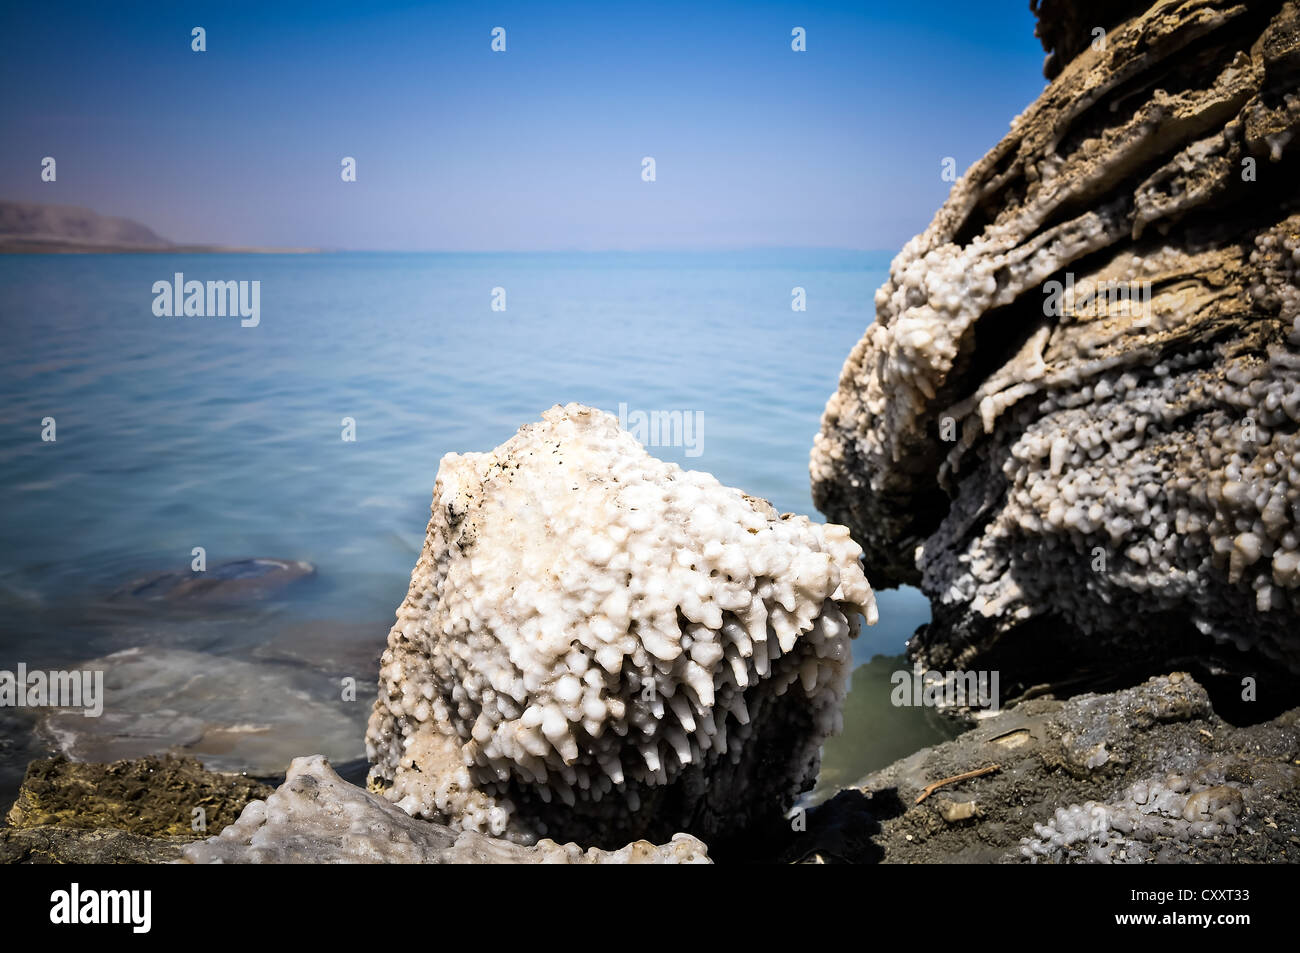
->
xmin=0 ymin=251 xmax=942 ymax=805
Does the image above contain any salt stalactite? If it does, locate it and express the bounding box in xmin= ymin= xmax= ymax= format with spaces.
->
xmin=366 ymin=404 xmax=877 ymax=846
xmin=812 ymin=0 xmax=1300 ymax=677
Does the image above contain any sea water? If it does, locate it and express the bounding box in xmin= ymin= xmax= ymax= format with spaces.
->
xmin=0 ymin=250 xmax=952 ymax=808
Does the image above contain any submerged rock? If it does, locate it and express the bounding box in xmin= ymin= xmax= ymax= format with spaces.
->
xmin=110 ymin=558 xmax=315 ymax=605
xmin=367 ymin=403 xmax=877 ymax=846
xmin=252 ymin=619 xmax=384 ymax=678
xmin=36 ymin=648 xmax=362 ymax=774
xmin=812 ymin=0 xmax=1300 ymax=682
xmin=183 ymin=755 xmax=710 ymax=864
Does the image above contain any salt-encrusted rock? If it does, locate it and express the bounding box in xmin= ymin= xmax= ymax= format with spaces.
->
xmin=777 ymin=673 xmax=1300 ymax=864
xmin=1016 ymin=774 xmax=1247 ymax=863
xmin=367 ymin=404 xmax=876 ymax=846
xmin=183 ymin=755 xmax=710 ymax=864
xmin=812 ymin=0 xmax=1300 ymax=682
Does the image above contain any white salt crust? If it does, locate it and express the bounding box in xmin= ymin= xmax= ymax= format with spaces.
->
xmin=923 ymin=323 xmax=1300 ymax=669
xmin=366 ymin=404 xmax=876 ymax=843
xmin=1018 ymin=772 xmax=1246 ymax=864
xmin=183 ymin=755 xmax=710 ymax=864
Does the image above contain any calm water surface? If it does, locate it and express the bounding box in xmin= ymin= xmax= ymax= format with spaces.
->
xmin=0 ymin=251 xmax=952 ymax=808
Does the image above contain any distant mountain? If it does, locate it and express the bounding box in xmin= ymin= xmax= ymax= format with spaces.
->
xmin=0 ymin=200 xmax=315 ymax=253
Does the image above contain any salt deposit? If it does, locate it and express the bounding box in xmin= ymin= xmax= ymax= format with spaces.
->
xmin=367 ymin=404 xmax=876 ymax=844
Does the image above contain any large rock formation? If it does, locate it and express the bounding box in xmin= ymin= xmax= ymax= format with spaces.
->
xmin=812 ymin=1 xmax=1300 ymax=684
xmin=367 ymin=404 xmax=876 ymax=846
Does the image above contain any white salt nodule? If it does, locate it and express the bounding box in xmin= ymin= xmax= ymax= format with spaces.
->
xmin=366 ymin=404 xmax=876 ymax=844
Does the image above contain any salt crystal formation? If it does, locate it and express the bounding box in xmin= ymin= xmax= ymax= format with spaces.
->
xmin=812 ymin=0 xmax=1300 ymax=678
xmin=366 ymin=404 xmax=876 ymax=845
xmin=759 ymin=673 xmax=1300 ymax=863
xmin=184 ymin=756 xmax=710 ymax=864
xmin=1017 ymin=774 xmax=1246 ymax=864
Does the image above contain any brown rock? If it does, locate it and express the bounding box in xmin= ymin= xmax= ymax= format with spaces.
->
xmin=812 ymin=1 xmax=1300 ymax=687
xmin=5 ymin=755 xmax=272 ymax=838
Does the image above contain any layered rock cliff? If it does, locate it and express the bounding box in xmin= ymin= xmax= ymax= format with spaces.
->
xmin=813 ymin=1 xmax=1300 ymax=686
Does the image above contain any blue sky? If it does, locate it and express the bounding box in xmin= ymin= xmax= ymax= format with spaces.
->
xmin=0 ymin=1 xmax=1046 ymax=250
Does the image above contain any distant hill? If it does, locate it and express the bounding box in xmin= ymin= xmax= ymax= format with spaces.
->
xmin=0 ymin=200 xmax=315 ymax=253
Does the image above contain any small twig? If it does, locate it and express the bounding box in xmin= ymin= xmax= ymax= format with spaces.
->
xmin=914 ymin=764 xmax=1001 ymax=805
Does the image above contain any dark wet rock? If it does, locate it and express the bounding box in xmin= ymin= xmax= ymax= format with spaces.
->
xmin=0 ymin=755 xmax=271 ymax=864
xmin=0 ymin=826 xmax=190 ymax=864
xmin=5 ymin=755 xmax=272 ymax=837
xmin=785 ymin=674 xmax=1300 ymax=863
xmin=812 ymin=0 xmax=1300 ymax=687
xmin=110 ymin=558 xmax=315 ymax=605
xmin=0 ymin=707 xmax=47 ymax=816
xmin=183 ymin=755 xmax=711 ymax=864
